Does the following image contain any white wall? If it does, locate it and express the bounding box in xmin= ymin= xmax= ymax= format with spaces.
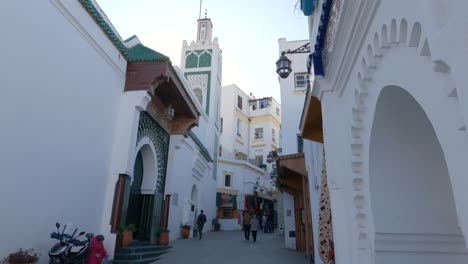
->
xmin=0 ymin=1 xmax=126 ymax=261
xmin=283 ymin=192 xmax=296 ymax=249
xmin=307 ymin=1 xmax=468 ymax=263
xmin=278 ymin=38 xmax=309 ymax=155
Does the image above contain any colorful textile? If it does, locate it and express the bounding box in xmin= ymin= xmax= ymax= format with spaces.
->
xmin=318 ymin=150 xmax=334 ymax=264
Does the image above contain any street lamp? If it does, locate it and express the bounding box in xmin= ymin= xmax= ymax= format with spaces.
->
xmin=275 ymin=42 xmax=311 ymax=79
xmin=266 ymin=149 xmax=282 ymax=163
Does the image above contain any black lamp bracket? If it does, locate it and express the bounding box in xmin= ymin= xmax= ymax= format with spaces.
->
xmin=281 ymin=42 xmax=311 ymax=55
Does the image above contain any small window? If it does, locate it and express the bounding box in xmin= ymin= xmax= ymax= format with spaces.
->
xmin=237 ymin=119 xmax=241 ymax=136
xmin=259 ymin=99 xmax=270 ymax=109
xmin=220 ymin=118 xmax=223 ymax=133
xmin=237 ymin=95 xmax=243 ymax=110
xmin=255 ymin=155 xmax=263 ymax=165
xmin=194 ymin=88 xmax=203 ymax=104
xmin=220 ymin=207 xmax=234 ymax=218
xmin=276 ymin=107 xmax=280 ymax=116
xmin=225 ymin=174 xmax=231 ymax=187
xmin=255 ymin=128 xmax=263 ymax=139
xmin=295 ymin=73 xmax=310 ymax=89
xmin=219 ymin=145 xmax=223 ymax=157
xmin=272 ymin=129 xmax=276 ymax=143
xmin=250 ymin=101 xmax=257 ymax=110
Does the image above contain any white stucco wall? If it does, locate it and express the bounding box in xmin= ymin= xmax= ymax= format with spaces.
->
xmin=0 ymin=1 xmax=126 ymax=261
xmin=278 ymin=39 xmax=309 ymax=156
xmin=164 ymin=135 xmax=216 ymax=241
xmin=307 ymin=1 xmax=468 ymax=263
xmin=283 ymin=192 xmax=296 ymax=250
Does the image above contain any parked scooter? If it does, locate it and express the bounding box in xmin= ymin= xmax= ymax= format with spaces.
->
xmin=48 ymin=222 xmax=94 ymax=264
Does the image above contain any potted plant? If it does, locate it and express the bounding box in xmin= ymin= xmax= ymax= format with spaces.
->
xmin=180 ymin=224 xmax=191 ymax=239
xmin=2 ymin=248 xmax=39 ymax=264
xmin=155 ymin=227 xmax=170 ymax=246
xmin=120 ymin=224 xmax=136 ymax=248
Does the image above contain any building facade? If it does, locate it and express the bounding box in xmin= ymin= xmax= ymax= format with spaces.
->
xmin=0 ymin=1 xmax=200 ymax=262
xmin=217 ymin=84 xmax=281 ymax=230
xmin=163 ymin=16 xmax=223 ymax=241
xmin=300 ymin=1 xmax=468 ymax=264
xmin=276 ymin=38 xmax=315 ymax=257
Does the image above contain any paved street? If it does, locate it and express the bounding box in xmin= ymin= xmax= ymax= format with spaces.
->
xmin=157 ymin=231 xmax=309 ymax=264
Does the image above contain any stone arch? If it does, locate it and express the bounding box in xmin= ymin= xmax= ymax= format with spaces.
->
xmin=349 ymin=19 xmax=468 ymax=263
xmin=134 ymin=138 xmax=158 ymax=194
xmin=191 ymin=184 xmax=198 ymax=205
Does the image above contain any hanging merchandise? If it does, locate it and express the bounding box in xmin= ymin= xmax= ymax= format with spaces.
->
xmin=318 ymin=150 xmax=335 ymax=264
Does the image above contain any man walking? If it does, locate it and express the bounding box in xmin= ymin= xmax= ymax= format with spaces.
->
xmin=243 ymin=211 xmax=252 ymax=240
xmin=250 ymin=215 xmax=260 ymax=242
xmin=196 ymin=210 xmax=207 ymax=240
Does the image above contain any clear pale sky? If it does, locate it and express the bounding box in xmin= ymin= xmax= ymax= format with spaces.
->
xmin=96 ymin=0 xmax=309 ymax=102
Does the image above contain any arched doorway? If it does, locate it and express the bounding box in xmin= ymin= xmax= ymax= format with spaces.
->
xmin=191 ymin=185 xmax=198 ymax=232
xmin=126 ymin=144 xmax=157 ymax=241
xmin=369 ymin=86 xmax=468 ymax=263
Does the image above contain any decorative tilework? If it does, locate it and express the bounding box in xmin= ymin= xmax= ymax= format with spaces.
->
xmin=185 ymin=49 xmax=212 ymax=68
xmin=185 ymin=71 xmax=211 ymax=115
xmin=136 ymin=112 xmax=170 ymax=193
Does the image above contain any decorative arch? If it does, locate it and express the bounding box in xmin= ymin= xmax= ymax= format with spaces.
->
xmin=190 ymin=185 xmax=198 ymax=205
xmin=348 ymin=19 xmax=468 ymax=263
xmin=193 ymin=88 xmax=203 ymax=105
xmin=136 ymin=111 xmax=170 ymax=193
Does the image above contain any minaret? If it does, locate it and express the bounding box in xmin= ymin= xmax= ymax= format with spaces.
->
xmin=180 ymin=13 xmax=222 ymax=180
xmin=197 ymin=10 xmax=213 ymax=45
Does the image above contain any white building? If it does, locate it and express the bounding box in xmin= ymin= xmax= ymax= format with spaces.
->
xmin=0 ymin=1 xmax=200 ymax=262
xmin=163 ymin=16 xmax=223 ymax=240
xmin=276 ymin=38 xmax=316 ymax=256
xmin=216 ymin=84 xmax=281 ymax=230
xmin=300 ymin=1 xmax=468 ymax=264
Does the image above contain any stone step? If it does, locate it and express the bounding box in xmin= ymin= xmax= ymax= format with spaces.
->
xmin=115 ymin=250 xmax=169 ymax=260
xmin=118 ymin=245 xmax=172 ymax=254
xmin=113 ymin=256 xmax=161 ymax=264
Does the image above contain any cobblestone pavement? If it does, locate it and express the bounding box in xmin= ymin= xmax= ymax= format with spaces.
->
xmin=156 ymin=231 xmax=309 ymax=264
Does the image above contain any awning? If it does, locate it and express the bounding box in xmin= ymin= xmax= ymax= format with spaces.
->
xmin=216 ymin=188 xmax=238 ymax=195
xmin=299 ymin=88 xmax=323 ymax=143
xmin=276 ymin=153 xmax=307 ymax=193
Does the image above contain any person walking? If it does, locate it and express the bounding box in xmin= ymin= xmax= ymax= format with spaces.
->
xmin=250 ymin=215 xmax=260 ymax=242
xmin=196 ymin=210 xmax=207 ymax=240
xmin=243 ymin=211 xmax=252 ymax=240
xmin=262 ymin=214 xmax=268 ymax=233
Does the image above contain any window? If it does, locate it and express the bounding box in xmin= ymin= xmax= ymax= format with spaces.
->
xmin=220 ymin=207 xmax=234 ymax=218
xmin=220 ymin=118 xmax=223 ymax=133
xmin=194 ymin=88 xmax=203 ymax=104
xmin=297 ymin=134 xmax=304 ymax=153
xmin=225 ymin=174 xmax=231 ymax=187
xmin=255 ymin=155 xmax=263 ymax=165
xmin=276 ymin=107 xmax=280 ymax=116
xmin=237 ymin=95 xmax=243 ymax=110
xmin=255 ymin=128 xmax=263 ymax=139
xmin=259 ymin=99 xmax=270 ymax=109
xmin=272 ymin=129 xmax=276 ymax=143
xmin=250 ymin=101 xmax=257 ymax=110
xmin=295 ymin=73 xmax=310 ymax=89
xmin=237 ymin=119 xmax=241 ymax=136
xmin=219 ymin=145 xmax=223 ymax=157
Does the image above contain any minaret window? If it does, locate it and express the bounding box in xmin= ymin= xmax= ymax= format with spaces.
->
xmin=194 ymin=88 xmax=203 ymax=104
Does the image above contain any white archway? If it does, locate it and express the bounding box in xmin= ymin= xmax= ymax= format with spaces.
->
xmin=369 ymin=86 xmax=467 ymax=263
xmin=191 ymin=184 xmax=199 ymax=205
xmin=134 ymin=137 xmax=158 ymax=194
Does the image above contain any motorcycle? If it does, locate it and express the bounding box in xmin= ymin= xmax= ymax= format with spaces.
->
xmin=48 ymin=222 xmax=94 ymax=264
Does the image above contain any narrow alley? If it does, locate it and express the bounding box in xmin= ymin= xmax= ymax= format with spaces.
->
xmin=157 ymin=231 xmax=309 ymax=264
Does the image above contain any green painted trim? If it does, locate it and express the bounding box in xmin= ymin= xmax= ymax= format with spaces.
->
xmin=184 ymin=71 xmax=211 ymax=115
xmin=78 ymin=0 xmax=128 ymax=57
xmin=189 ymin=131 xmax=214 ymax=163
xmin=127 ymin=44 xmax=169 ymax=62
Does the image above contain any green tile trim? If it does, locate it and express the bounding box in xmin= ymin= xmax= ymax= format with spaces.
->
xmin=189 ymin=131 xmax=214 ymax=163
xmin=127 ymin=44 xmax=169 ymax=62
xmin=78 ymin=0 xmax=128 ymax=57
xmin=185 ymin=71 xmax=211 ymax=115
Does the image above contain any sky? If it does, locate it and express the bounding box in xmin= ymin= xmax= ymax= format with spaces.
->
xmin=96 ymin=0 xmax=309 ymax=103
